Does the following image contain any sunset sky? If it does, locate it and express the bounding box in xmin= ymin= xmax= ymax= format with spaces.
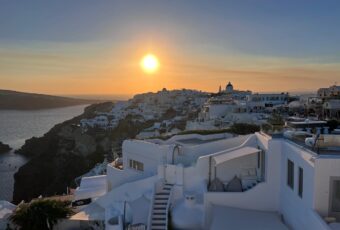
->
xmin=1 ymin=0 xmax=340 ymax=98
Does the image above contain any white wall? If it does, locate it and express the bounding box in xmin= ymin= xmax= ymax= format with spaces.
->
xmin=207 ymin=104 xmax=236 ymax=119
xmin=106 ymin=140 xmax=170 ymax=190
xmin=204 ymin=182 xmax=280 ymax=228
xmin=314 ymin=157 xmax=340 ymax=216
xmin=279 ymin=141 xmax=320 ymax=229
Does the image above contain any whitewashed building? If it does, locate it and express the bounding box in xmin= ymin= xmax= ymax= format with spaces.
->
xmin=69 ymin=128 xmax=340 ymax=230
xmin=246 ymin=93 xmax=289 ymax=112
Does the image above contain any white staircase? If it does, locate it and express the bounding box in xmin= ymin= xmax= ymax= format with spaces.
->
xmin=149 ymin=183 xmax=173 ymax=230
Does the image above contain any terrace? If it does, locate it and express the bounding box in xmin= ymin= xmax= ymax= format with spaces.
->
xmin=207 ymin=146 xmax=265 ymax=193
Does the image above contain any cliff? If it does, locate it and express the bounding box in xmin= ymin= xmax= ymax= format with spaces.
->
xmin=0 ymin=141 xmax=12 ymax=154
xmin=12 ymin=102 xmax=154 ymax=204
xmin=0 ymin=89 xmax=100 ymax=110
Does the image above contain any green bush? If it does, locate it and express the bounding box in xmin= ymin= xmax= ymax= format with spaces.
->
xmin=229 ymin=123 xmax=260 ymax=135
xmin=10 ymin=199 xmax=73 ymax=230
xmin=327 ymin=120 xmax=339 ymax=131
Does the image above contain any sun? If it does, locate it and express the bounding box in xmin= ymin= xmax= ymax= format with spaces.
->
xmin=140 ymin=54 xmax=159 ymax=73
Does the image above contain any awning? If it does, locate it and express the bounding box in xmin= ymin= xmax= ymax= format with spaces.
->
xmin=213 ymin=147 xmax=261 ymax=166
xmin=70 ymin=203 xmax=105 ymax=221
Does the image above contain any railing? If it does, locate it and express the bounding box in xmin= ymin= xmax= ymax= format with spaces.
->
xmin=110 ymin=157 xmax=123 ymax=170
xmin=147 ymin=180 xmax=161 ymax=230
xmin=147 ymin=180 xmax=173 ymax=230
xmin=165 ymin=186 xmax=174 ymax=229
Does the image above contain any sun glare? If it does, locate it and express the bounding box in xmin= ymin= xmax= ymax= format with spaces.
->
xmin=141 ymin=54 xmax=159 ymax=73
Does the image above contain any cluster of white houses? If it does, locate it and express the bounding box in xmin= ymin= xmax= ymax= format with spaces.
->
xmin=2 ymin=85 xmax=340 ymax=230
xmin=79 ymin=83 xmax=340 ymax=135
xmin=199 ymin=83 xmax=340 ymax=126
xmin=66 ymin=121 xmax=340 ymax=230
xmin=68 ymin=81 xmax=340 ymax=229
xmin=198 ymin=82 xmax=289 ymax=126
xmin=80 ymin=89 xmax=208 ymax=131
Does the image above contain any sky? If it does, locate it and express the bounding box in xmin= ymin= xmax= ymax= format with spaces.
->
xmin=0 ymin=0 xmax=340 ymax=98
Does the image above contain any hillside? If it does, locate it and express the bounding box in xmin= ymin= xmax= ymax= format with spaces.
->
xmin=0 ymin=89 xmax=100 ymax=110
xmin=12 ymin=102 xmax=155 ymax=203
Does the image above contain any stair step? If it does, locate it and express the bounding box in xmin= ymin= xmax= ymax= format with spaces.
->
xmin=154 ymin=206 xmax=166 ymax=209
xmin=152 ymin=220 xmax=166 ymax=224
xmin=155 ymin=197 xmax=168 ymax=200
xmin=155 ymin=194 xmax=170 ymax=197
xmin=152 ymin=223 xmax=166 ymax=226
xmin=152 ymin=214 xmax=166 ymax=217
xmin=153 ymin=211 xmax=166 ymax=214
xmin=152 ymin=211 xmax=166 ymax=215
xmin=154 ymin=202 xmax=167 ymax=205
xmin=155 ymin=196 xmax=169 ymax=200
xmin=154 ymin=203 xmax=167 ymax=206
xmin=163 ymin=187 xmax=171 ymax=190
xmin=156 ymin=192 xmax=170 ymax=195
xmin=152 ymin=217 xmax=166 ymax=221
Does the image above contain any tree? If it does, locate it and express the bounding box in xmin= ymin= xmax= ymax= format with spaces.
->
xmin=229 ymin=123 xmax=260 ymax=135
xmin=10 ymin=199 xmax=73 ymax=230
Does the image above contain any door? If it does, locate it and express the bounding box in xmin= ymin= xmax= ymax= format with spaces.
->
xmin=330 ymin=178 xmax=340 ymax=219
xmin=165 ymin=164 xmax=177 ymax=184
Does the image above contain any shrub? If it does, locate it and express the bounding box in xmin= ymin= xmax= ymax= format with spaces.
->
xmin=229 ymin=123 xmax=260 ymax=135
xmin=10 ymin=199 xmax=73 ymax=230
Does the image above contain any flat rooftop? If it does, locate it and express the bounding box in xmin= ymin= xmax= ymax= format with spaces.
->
xmin=270 ymin=133 xmax=340 ymax=156
xmin=175 ymin=137 xmax=225 ymax=146
xmin=210 ymin=206 xmax=288 ymax=230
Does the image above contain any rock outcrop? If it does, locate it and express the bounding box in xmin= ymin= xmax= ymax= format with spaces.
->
xmin=0 ymin=141 xmax=12 ymax=154
xmin=0 ymin=89 xmax=100 ymax=110
xmin=13 ymin=103 xmax=113 ymax=203
xmin=12 ymin=102 xmax=155 ymax=204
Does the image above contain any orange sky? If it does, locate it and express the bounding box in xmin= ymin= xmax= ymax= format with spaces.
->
xmin=1 ymin=1 xmax=340 ymax=99
xmin=1 ymin=40 xmax=339 ymax=98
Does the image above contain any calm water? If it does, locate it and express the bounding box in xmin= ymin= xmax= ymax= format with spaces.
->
xmin=0 ymin=105 xmax=87 ymax=201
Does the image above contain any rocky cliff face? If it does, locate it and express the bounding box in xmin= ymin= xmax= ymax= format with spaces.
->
xmin=12 ymin=102 xmax=155 ymax=204
xmin=13 ymin=103 xmax=113 ymax=203
xmin=0 ymin=141 xmax=12 ymax=154
xmin=0 ymin=89 xmax=99 ymax=110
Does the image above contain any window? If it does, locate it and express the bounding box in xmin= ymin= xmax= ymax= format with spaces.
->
xmin=287 ymin=159 xmax=294 ymax=189
xmin=129 ymin=159 xmax=144 ymax=171
xmin=298 ymin=167 xmax=303 ymax=198
xmin=331 ymin=179 xmax=340 ymax=212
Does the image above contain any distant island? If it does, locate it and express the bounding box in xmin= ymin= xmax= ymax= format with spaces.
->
xmin=0 ymin=141 xmax=12 ymax=154
xmin=0 ymin=89 xmax=102 ymax=110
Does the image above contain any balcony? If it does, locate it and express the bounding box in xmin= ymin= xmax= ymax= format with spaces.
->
xmin=110 ymin=157 xmax=123 ymax=170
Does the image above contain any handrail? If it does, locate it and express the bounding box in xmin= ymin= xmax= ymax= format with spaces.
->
xmin=165 ymin=186 xmax=174 ymax=229
xmin=147 ymin=182 xmax=157 ymax=230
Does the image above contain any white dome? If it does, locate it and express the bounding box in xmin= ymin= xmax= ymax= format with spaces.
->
xmin=288 ymin=101 xmax=302 ymax=108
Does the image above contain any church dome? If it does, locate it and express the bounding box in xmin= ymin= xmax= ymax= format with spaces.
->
xmin=226 ymin=82 xmax=234 ymax=93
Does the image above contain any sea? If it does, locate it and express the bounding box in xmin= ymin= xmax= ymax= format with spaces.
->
xmin=0 ymin=105 xmax=88 ymax=201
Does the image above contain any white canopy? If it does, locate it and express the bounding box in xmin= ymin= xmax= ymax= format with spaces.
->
xmin=74 ymin=175 xmax=108 ymax=201
xmin=0 ymin=201 xmax=16 ymax=219
xmin=70 ymin=203 xmax=105 ymax=221
xmin=213 ymin=147 xmax=260 ymax=166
